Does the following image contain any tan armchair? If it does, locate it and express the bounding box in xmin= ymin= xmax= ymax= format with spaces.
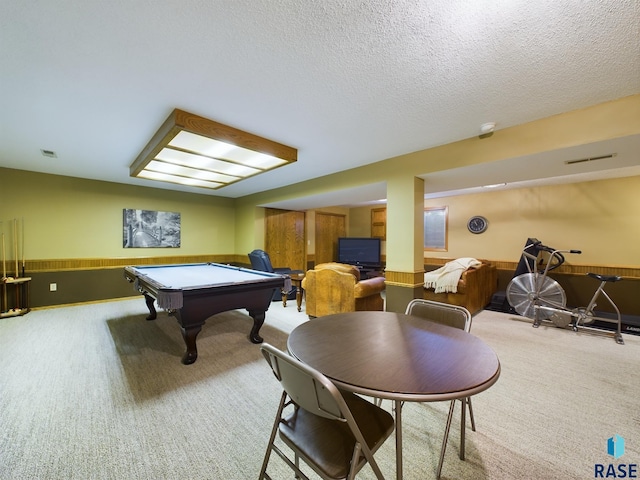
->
xmin=301 ymin=262 xmax=386 ymax=317
xmin=423 ymin=261 xmax=497 ymax=314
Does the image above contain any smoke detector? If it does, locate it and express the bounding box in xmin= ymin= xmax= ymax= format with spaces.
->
xmin=479 ymin=123 xmax=496 ymax=135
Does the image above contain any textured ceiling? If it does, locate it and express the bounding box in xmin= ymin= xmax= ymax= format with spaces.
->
xmin=1 ymin=1 xmax=639 ymax=205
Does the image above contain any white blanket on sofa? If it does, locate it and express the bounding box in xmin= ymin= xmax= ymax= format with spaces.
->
xmin=424 ymin=257 xmax=482 ymax=293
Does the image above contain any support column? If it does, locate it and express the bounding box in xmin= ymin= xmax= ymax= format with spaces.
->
xmin=384 ymin=176 xmax=424 ymax=312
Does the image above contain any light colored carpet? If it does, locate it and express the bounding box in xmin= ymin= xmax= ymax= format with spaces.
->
xmin=1 ymin=297 xmax=638 ymax=479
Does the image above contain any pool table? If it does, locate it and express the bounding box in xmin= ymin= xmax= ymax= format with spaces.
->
xmin=123 ymin=263 xmax=288 ymax=365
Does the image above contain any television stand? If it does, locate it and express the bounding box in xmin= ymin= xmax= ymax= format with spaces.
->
xmin=353 ymin=265 xmax=384 ymax=279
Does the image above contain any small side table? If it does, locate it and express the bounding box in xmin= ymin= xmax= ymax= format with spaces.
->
xmin=282 ymin=273 xmax=305 ymax=312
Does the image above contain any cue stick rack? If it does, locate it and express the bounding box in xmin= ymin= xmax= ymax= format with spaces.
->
xmin=1 ymin=218 xmax=32 ymax=318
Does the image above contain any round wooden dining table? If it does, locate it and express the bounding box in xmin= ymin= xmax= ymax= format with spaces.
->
xmin=287 ymin=310 xmax=501 ymax=479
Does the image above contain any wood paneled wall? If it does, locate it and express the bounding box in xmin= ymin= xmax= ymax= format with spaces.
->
xmin=314 ymin=212 xmax=346 ymax=265
xmin=23 ymin=255 xmax=243 ymax=272
xmin=264 ymin=209 xmax=306 ymax=272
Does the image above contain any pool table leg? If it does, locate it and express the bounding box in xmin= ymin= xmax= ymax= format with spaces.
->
xmin=143 ymin=294 xmax=157 ymax=320
xmin=180 ymin=325 xmax=202 ymax=365
xmin=247 ymin=309 xmax=266 ymax=344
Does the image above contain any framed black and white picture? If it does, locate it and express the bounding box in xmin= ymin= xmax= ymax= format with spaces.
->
xmin=123 ymin=209 xmax=181 ymax=248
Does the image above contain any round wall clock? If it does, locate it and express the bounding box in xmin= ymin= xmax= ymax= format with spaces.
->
xmin=467 ymin=215 xmax=488 ymax=234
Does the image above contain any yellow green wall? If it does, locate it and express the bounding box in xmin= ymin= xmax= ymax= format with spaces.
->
xmin=348 ymin=174 xmax=640 ymax=268
xmin=234 ymin=206 xmax=265 ymax=257
xmin=3 ymin=168 xmax=635 ymax=270
xmin=347 ymin=207 xmax=372 ymax=237
xmin=425 ymin=176 xmax=640 ymax=266
xmin=0 ymin=168 xmax=236 ymax=260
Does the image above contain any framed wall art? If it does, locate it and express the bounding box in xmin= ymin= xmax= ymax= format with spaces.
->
xmin=123 ymin=209 xmax=181 ymax=248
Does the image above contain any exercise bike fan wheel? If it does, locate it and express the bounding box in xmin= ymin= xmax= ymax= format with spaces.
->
xmin=506 ymin=273 xmax=567 ymax=320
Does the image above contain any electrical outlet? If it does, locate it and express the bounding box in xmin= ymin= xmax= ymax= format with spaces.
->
xmin=49 ymin=283 xmax=57 ymax=292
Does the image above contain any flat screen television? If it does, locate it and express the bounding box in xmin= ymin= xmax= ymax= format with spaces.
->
xmin=337 ymin=237 xmax=381 ymax=267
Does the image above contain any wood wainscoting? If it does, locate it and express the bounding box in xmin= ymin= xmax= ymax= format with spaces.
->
xmin=23 ymin=255 xmax=244 ymax=273
xmin=23 ymin=255 xmax=247 ymax=309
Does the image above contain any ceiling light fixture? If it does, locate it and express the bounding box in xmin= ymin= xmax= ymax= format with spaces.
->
xmin=482 ymin=182 xmax=507 ymax=188
xmin=130 ymin=109 xmax=297 ymax=190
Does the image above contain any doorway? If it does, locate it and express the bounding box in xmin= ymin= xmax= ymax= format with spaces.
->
xmin=264 ymin=208 xmax=306 ymax=272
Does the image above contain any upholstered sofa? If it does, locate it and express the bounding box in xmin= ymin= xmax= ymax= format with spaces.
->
xmin=301 ymin=262 xmax=386 ymax=317
xmin=423 ymin=261 xmax=497 ymax=314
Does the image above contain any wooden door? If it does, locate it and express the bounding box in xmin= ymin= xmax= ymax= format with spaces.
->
xmin=371 ymin=207 xmax=387 ymax=240
xmin=264 ymin=208 xmax=306 ymax=272
xmin=315 ymin=212 xmax=346 ymax=265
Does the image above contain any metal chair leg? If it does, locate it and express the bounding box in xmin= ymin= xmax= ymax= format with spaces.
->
xmin=459 ymin=398 xmax=466 ymax=460
xmin=295 ymin=454 xmax=301 ymax=480
xmin=438 ymin=397 xmax=476 ymax=477
xmin=459 ymin=396 xmax=476 ymax=460
xmin=467 ymin=397 xmax=476 ymax=432
xmin=436 ymin=400 xmax=456 ymax=479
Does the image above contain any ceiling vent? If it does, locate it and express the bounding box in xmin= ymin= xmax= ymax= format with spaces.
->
xmin=40 ymin=149 xmax=57 ymax=158
xmin=565 ymin=153 xmax=616 ymax=165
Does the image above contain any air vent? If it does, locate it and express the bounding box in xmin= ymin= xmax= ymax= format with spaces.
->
xmin=565 ymin=153 xmax=616 ymax=165
xmin=40 ymin=149 xmax=57 ymax=158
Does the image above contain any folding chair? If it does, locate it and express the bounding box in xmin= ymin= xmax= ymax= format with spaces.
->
xmin=405 ymin=299 xmax=475 ymax=479
xmin=259 ymin=343 xmax=394 ymax=480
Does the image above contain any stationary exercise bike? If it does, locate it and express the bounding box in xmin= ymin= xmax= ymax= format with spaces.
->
xmin=506 ymin=239 xmax=624 ymax=344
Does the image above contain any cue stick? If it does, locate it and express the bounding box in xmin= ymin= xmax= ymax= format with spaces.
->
xmin=1 ymin=224 xmax=5 ymax=278
xmin=14 ymin=218 xmax=19 ymax=279
xmin=2 ymin=232 xmax=6 ymax=312
xmin=21 ymin=217 xmax=25 ymax=277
